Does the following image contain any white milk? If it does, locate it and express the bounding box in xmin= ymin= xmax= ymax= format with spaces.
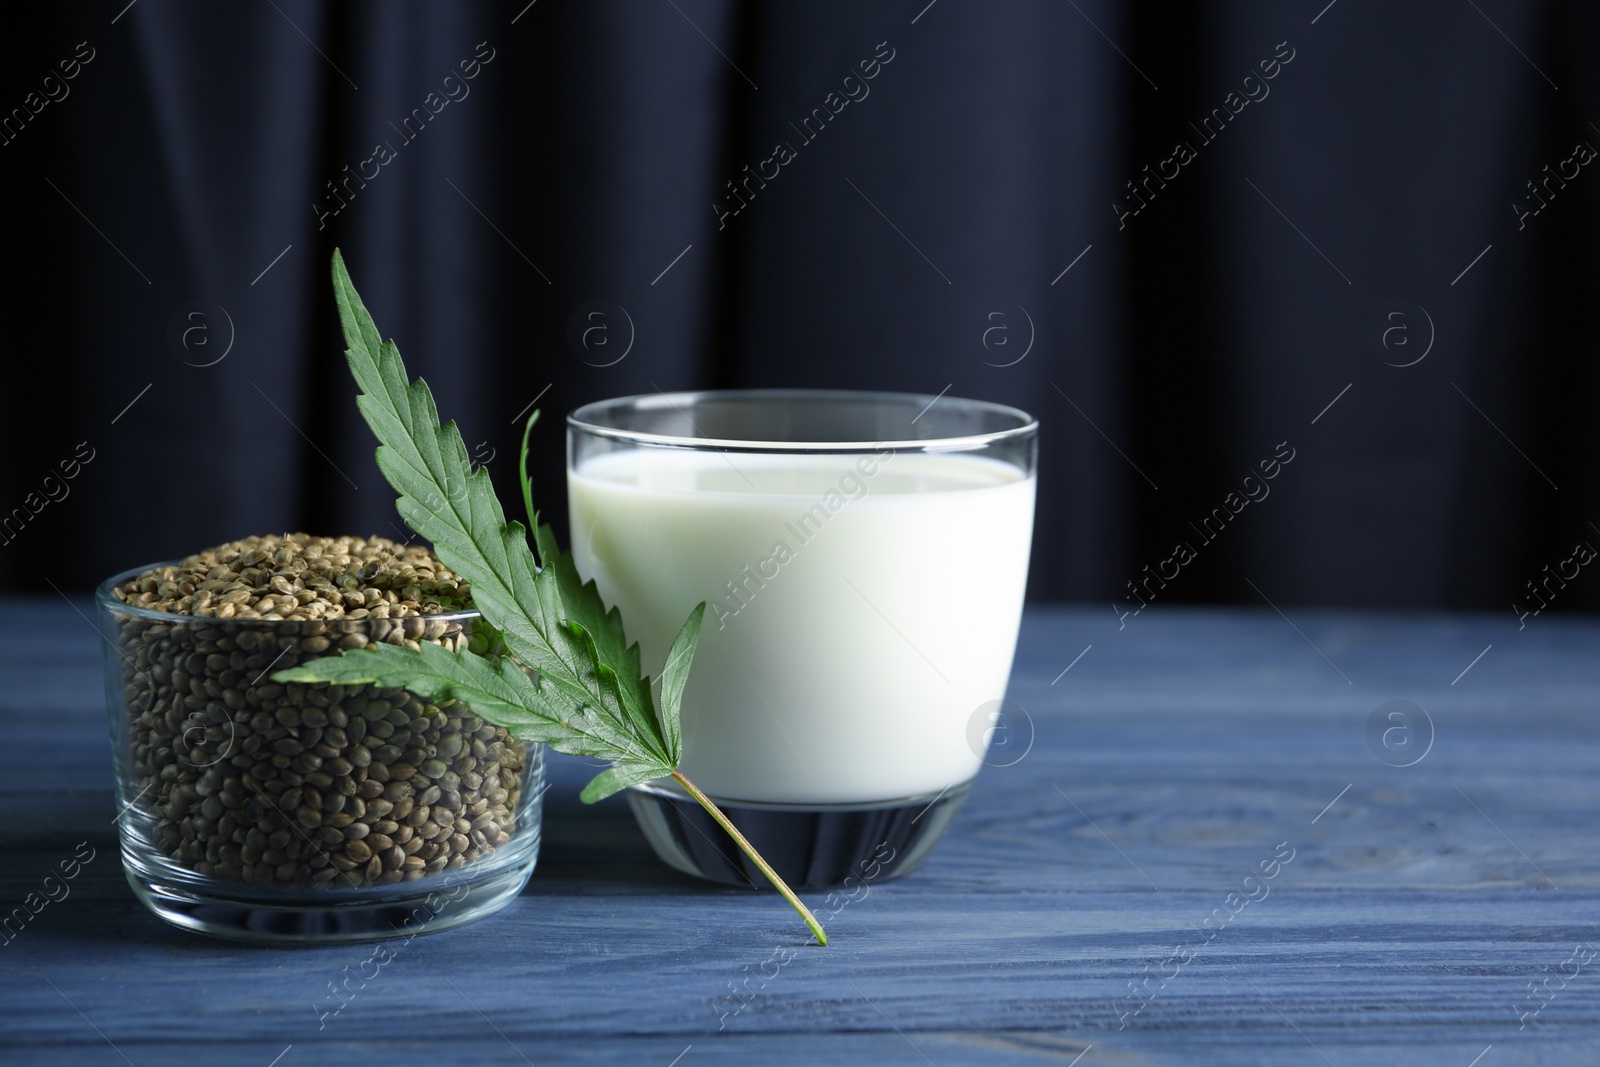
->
xmin=568 ymin=448 xmax=1034 ymax=805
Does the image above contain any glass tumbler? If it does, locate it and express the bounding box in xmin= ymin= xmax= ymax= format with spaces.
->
xmin=97 ymin=564 xmax=544 ymax=944
xmin=567 ymin=389 xmax=1036 ymax=889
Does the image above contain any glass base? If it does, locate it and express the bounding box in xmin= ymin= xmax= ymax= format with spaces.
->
xmin=123 ymin=829 xmax=539 ymax=944
xmin=625 ymin=780 xmax=970 ymax=890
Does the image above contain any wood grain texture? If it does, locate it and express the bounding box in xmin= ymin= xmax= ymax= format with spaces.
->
xmin=2 ymin=598 xmax=1597 ymax=1065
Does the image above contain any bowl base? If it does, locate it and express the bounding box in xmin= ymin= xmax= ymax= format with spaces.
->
xmin=123 ymin=843 xmax=538 ymax=945
xmin=625 ymin=780 xmax=970 ymax=890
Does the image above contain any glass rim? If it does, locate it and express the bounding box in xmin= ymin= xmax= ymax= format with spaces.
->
xmin=566 ymin=388 xmax=1038 ymax=453
xmin=93 ymin=561 xmax=482 ymax=625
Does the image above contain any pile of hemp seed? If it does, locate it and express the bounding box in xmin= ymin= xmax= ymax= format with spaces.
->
xmin=109 ymin=533 xmax=527 ymax=888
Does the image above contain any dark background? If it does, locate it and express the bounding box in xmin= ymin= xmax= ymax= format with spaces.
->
xmin=2 ymin=0 xmax=1597 ymax=616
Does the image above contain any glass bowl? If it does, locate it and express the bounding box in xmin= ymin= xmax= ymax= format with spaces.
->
xmin=96 ymin=562 xmax=544 ymax=944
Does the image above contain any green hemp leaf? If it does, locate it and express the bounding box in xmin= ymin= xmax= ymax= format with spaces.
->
xmin=277 ymin=250 xmax=826 ymax=945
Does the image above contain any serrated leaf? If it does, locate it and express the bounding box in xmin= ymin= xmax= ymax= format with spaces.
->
xmin=658 ymin=602 xmax=706 ymax=764
xmin=312 ymin=250 xmax=696 ymax=781
xmin=274 ymin=640 xmax=646 ymax=761
xmin=305 ymin=252 xmax=826 ymax=944
xmin=536 ymin=522 xmax=660 ymax=754
xmin=518 ymin=410 xmax=540 ymax=532
xmin=579 ymin=761 xmax=676 ymax=804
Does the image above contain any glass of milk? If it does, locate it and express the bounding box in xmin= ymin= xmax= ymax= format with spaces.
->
xmin=568 ymin=390 xmax=1036 ymax=888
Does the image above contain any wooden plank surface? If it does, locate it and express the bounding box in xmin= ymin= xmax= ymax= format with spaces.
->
xmin=2 ymin=598 xmax=1597 ymax=1065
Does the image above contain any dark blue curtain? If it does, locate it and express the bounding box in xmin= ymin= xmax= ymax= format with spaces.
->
xmin=3 ymin=0 xmax=1597 ymax=613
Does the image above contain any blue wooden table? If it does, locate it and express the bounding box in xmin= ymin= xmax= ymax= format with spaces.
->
xmin=3 ymin=599 xmax=1597 ymax=1065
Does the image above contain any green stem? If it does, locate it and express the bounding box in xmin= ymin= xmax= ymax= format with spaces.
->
xmin=672 ymin=770 xmax=828 ymax=947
